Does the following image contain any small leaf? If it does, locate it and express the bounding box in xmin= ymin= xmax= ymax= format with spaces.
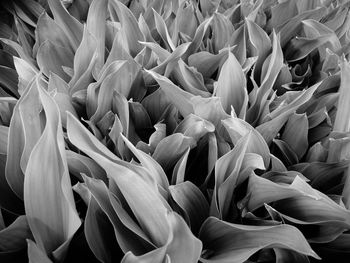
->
xmin=47 ymin=0 xmax=83 ymax=51
xmin=188 ymin=50 xmax=228 ymax=78
xmin=109 ymin=0 xmax=144 ymax=57
xmin=13 ymin=57 xmax=38 ymax=95
xmin=86 ymin=0 xmax=108 ymax=75
xmin=281 ymin=113 xmax=309 ymax=159
xmin=85 ymin=194 xmax=119 ymax=262
xmin=48 ymin=73 xmax=78 ymax=127
xmin=145 ymin=69 xmax=194 ymax=117
xmin=215 ymin=51 xmax=248 ymax=117
xmin=153 ymin=8 xmax=175 ymax=51
xmin=152 ymin=134 xmax=196 ymax=171
xmin=0 ymin=216 xmax=32 ymax=252
xmin=37 ymin=40 xmax=73 ymax=82
xmin=222 ymin=117 xmax=270 ymax=168
xmin=175 ymin=114 xmax=215 ymax=142
xmin=69 ymin=25 xmax=98 ymax=94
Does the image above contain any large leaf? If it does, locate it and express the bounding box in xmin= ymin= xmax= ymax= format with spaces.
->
xmin=199 ymin=217 xmax=320 ymax=262
xmin=23 ymin=79 xmax=81 ymax=259
xmin=6 ymin=80 xmax=41 ymax=199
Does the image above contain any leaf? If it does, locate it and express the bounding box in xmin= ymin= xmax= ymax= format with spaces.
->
xmin=169 ymin=181 xmax=209 ymax=234
xmin=66 ymin=150 xmax=107 ymax=183
xmin=269 ymin=0 xmax=298 ymax=29
xmin=188 ymin=50 xmax=228 ymax=78
xmin=33 ymin=12 xmax=73 ymax=56
xmin=48 ymin=73 xmax=78 ymax=127
xmin=27 ymin=240 xmax=53 ymax=263
xmin=66 ymin=112 xmax=160 ymax=189
xmin=69 ymin=25 xmax=97 ymax=91
xmin=199 ymin=217 xmax=320 ymax=263
xmin=121 ymin=247 xmax=167 ymax=263
xmin=0 ymin=126 xmax=8 ymax=155
xmin=291 ymin=161 xmax=348 ymax=193
xmin=145 ymin=69 xmax=194 ymax=117
xmin=174 ymin=114 xmax=215 ymax=141
xmin=0 ymin=216 xmax=32 ymax=252
xmin=24 ymin=79 xmax=81 ymax=258
xmin=13 ymin=57 xmax=38 ymax=95
xmin=6 ymin=80 xmax=41 ymax=199
xmin=86 ymin=0 xmax=108 ymax=75
xmin=144 ymin=42 xmax=191 ymax=84
xmin=121 ymin=212 xmax=202 ymax=263
xmin=256 ymin=82 xmax=320 ymax=144
xmin=183 ymin=17 xmax=213 ymax=60
xmin=153 ymin=8 xmax=175 ymax=51
xmin=278 ymin=7 xmax=327 ymax=47
xmin=215 ymin=51 xmax=248 ymax=118
xmin=285 ymin=34 xmax=333 ymax=62
xmin=90 ymin=157 xmax=171 ymax=247
xmin=334 ymin=58 xmax=350 ymax=132
xmin=212 ymin=133 xmax=250 ymax=218
xmin=84 ymin=194 xmax=119 ymax=262
xmin=109 ymin=0 xmax=144 ymax=57
xmin=243 ymin=174 xmax=350 ymax=240
xmin=245 ymin=19 xmax=271 ymax=81
xmin=222 ymin=117 xmax=270 ymax=168
xmin=47 ymin=0 xmax=83 ymax=51
xmin=0 ymin=38 xmax=36 ymax=66
xmin=242 ymin=174 xmax=308 ymax=212
xmin=137 ymin=122 xmax=166 ymax=154
xmin=89 ymin=61 xmax=127 ymax=122
xmin=171 ymin=147 xmax=190 ymax=185
xmin=152 ymin=133 xmax=196 ymax=171
xmin=81 ymin=176 xmax=154 ymax=255
xmin=0 ymin=154 xmax=24 ymax=215
xmin=36 ymin=40 xmax=73 ymax=82
xmin=86 ymin=61 xmax=127 ymax=118
xmin=0 ymin=66 xmax=19 ymax=98
xmin=173 ymin=1 xmax=198 ymax=42
xmin=274 ymin=248 xmax=310 ymax=263
xmin=172 ymin=60 xmax=211 ymax=97
xmin=246 ymin=31 xmax=283 ymax=125
xmin=129 ymin=101 xmax=152 ymax=130
xmin=281 ymin=113 xmax=309 ymax=159
xmin=121 ymin=133 xmax=169 ymax=189
xmin=302 ymin=19 xmax=341 ymax=53
xmin=163 ymin=212 xmax=202 ymax=263
xmin=211 ymin=12 xmax=234 ymax=54
xmin=228 ymin=24 xmax=246 ymax=65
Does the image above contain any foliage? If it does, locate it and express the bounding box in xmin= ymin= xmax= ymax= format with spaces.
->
xmin=0 ymin=0 xmax=350 ymax=262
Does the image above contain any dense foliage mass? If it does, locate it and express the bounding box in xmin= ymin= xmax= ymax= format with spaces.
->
xmin=0 ymin=0 xmax=350 ymax=262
